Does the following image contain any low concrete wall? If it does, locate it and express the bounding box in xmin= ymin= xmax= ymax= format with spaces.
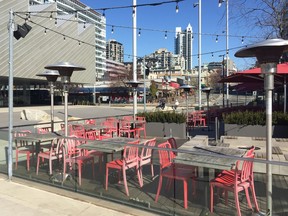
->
xmin=146 ymin=122 xmax=186 ymax=139
xmin=224 ymin=124 xmax=288 ymax=138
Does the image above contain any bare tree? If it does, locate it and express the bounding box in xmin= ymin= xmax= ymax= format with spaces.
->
xmin=235 ymin=0 xmax=287 ymax=39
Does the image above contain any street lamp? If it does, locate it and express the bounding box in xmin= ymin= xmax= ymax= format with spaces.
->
xmin=180 ymin=84 xmax=193 ymax=138
xmin=202 ymin=87 xmax=212 ymax=130
xmin=45 ymin=62 xmax=85 ymax=137
xmin=219 ymin=54 xmax=225 ymax=107
xmin=235 ymin=38 xmax=288 ymax=215
xmin=126 ymin=80 xmax=143 ymax=120
xmin=36 ymin=70 xmax=60 ymax=132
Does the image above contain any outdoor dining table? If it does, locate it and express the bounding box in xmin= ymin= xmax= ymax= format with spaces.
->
xmin=174 ymin=141 xmax=246 ymax=208
xmin=13 ymin=132 xmax=61 ymax=154
xmin=78 ymin=137 xmax=147 ymax=186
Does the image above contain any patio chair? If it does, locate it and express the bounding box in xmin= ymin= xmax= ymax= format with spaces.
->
xmin=85 ymin=130 xmax=104 ymax=172
xmin=192 ymin=111 xmax=206 ymax=127
xmin=105 ymin=140 xmax=142 ymax=196
xmin=138 ymin=137 xmax=156 ymax=185
xmin=210 ymin=153 xmax=259 ymax=216
xmin=37 ymin=126 xmax=50 ymax=134
xmin=36 ymin=138 xmax=64 ymax=175
xmin=101 ymin=118 xmax=118 ymax=138
xmin=119 ymin=119 xmax=136 ymax=138
xmin=70 ymin=124 xmax=85 ymax=138
xmin=155 ymin=141 xmax=197 ymax=209
xmin=14 ymin=130 xmax=35 ymax=171
xmin=63 ymin=136 xmax=95 ymax=186
xmin=134 ymin=116 xmax=146 ymax=138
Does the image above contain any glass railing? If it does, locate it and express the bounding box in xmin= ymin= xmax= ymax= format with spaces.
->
xmin=0 ymin=122 xmax=287 ymax=216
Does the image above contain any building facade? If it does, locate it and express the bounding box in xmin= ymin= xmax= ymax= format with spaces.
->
xmin=106 ymin=39 xmax=124 ymax=63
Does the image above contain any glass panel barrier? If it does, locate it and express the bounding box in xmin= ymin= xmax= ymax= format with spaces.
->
xmin=1 ymin=130 xmax=288 ymax=216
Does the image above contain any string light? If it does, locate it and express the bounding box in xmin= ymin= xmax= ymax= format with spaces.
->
xmin=175 ymin=1 xmax=179 ymax=13
xmin=138 ymin=28 xmax=141 ymax=37
xmin=111 ymin=25 xmax=114 ymax=34
xmin=49 ymin=12 xmax=53 ymax=20
xmin=83 ymin=22 xmax=86 ymax=29
xmin=78 ymin=40 xmax=81 ymax=46
xmin=132 ymin=6 xmax=136 ymax=17
xmin=165 ymin=31 xmax=167 ymax=39
xmin=102 ymin=9 xmax=105 ymax=17
xmin=55 ymin=18 xmax=57 ymax=25
xmin=44 ymin=28 xmax=47 ymax=35
xmin=216 ymin=35 xmax=218 ymax=43
xmin=14 ymin=13 xmax=261 ymax=61
xmin=74 ymin=11 xmax=77 ymax=20
xmin=28 ymin=12 xmax=31 ymax=21
xmin=241 ymin=36 xmax=244 ymax=44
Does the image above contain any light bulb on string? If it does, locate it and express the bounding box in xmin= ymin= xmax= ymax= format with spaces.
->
xmin=83 ymin=22 xmax=86 ymax=29
xmin=74 ymin=11 xmax=77 ymax=20
xmin=28 ymin=12 xmax=31 ymax=21
xmin=63 ymin=35 xmax=66 ymax=41
xmin=216 ymin=35 xmax=218 ymax=43
xmin=55 ymin=18 xmax=57 ymax=26
xmin=50 ymin=12 xmax=53 ymax=20
xmin=78 ymin=40 xmax=81 ymax=46
xmin=165 ymin=31 xmax=167 ymax=39
xmin=138 ymin=28 xmax=141 ymax=37
xmin=132 ymin=7 xmax=135 ymax=17
xmin=176 ymin=1 xmax=179 ymax=13
xmin=44 ymin=28 xmax=47 ymax=35
xmin=241 ymin=36 xmax=244 ymax=44
xmin=212 ymin=52 xmax=214 ymax=58
xmin=111 ymin=26 xmax=114 ymax=34
xmin=102 ymin=9 xmax=105 ymax=17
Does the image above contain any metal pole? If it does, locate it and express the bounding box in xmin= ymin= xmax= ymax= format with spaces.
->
xmin=93 ymin=83 xmax=96 ymax=105
xmin=186 ymin=92 xmax=189 ymax=138
xmin=226 ymin=0 xmax=229 ymax=107
xmin=222 ymin=55 xmax=225 ymax=107
xmin=8 ymin=9 xmax=14 ymax=180
xmin=143 ymin=58 xmax=146 ymax=112
xmin=50 ymin=82 xmax=54 ymax=132
xmin=132 ymin=0 xmax=137 ymax=120
xmin=262 ymin=63 xmax=275 ymax=215
xmin=198 ymin=0 xmax=202 ymax=109
xmin=284 ymin=76 xmax=286 ymax=114
xmin=64 ymin=84 xmax=68 ymax=137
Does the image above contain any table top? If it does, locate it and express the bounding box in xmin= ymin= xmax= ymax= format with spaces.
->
xmin=80 ymin=124 xmax=107 ymax=131
xmin=14 ymin=132 xmax=60 ymax=142
xmin=78 ymin=137 xmax=146 ymax=153
xmin=174 ymin=144 xmax=245 ymax=170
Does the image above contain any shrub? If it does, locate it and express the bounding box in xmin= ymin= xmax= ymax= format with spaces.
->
xmin=223 ymin=110 xmax=288 ymax=125
xmin=137 ymin=111 xmax=186 ymax=123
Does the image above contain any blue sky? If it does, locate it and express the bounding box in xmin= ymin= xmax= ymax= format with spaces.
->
xmin=81 ymin=0 xmax=263 ymax=71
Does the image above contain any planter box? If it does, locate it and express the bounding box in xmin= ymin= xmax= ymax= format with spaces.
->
xmin=146 ymin=122 xmax=186 ymax=138
xmin=223 ymin=124 xmax=288 ymax=138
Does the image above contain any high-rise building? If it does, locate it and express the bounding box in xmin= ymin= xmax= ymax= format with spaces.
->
xmin=106 ymin=40 xmax=124 ymax=63
xmin=174 ymin=24 xmax=193 ymax=71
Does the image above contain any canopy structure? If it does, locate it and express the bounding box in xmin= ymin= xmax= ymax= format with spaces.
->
xmin=219 ymin=63 xmax=288 ymax=91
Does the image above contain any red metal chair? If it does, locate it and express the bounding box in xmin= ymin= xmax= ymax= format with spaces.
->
xmin=14 ymin=130 xmax=35 ymax=171
xmin=138 ymin=137 xmax=156 ymax=185
xmin=105 ymin=140 xmax=142 ymax=196
xmin=36 ymin=138 xmax=64 ymax=175
xmin=37 ymin=127 xmax=50 ymax=134
xmin=118 ymin=119 xmax=136 ymax=138
xmin=210 ymin=153 xmax=259 ymax=216
xmin=134 ymin=116 xmax=146 ymax=138
xmin=63 ymin=136 xmax=95 ymax=186
xmin=155 ymin=141 xmax=197 ymax=209
xmin=192 ymin=111 xmax=206 ymax=127
xmin=85 ymin=130 xmax=104 ymax=172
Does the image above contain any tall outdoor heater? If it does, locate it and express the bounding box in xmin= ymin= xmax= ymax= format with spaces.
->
xmin=180 ymin=85 xmax=193 ymax=138
xmin=235 ymin=38 xmax=288 ymax=215
xmin=45 ymin=62 xmax=85 ymax=137
xmin=37 ymin=70 xmax=59 ymax=132
xmin=202 ymin=87 xmax=212 ymax=130
xmin=126 ymin=80 xmax=143 ymax=120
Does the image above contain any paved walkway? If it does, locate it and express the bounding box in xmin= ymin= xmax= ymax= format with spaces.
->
xmin=0 ymin=175 xmax=147 ymax=216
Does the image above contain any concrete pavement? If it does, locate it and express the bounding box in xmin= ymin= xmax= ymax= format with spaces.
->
xmin=0 ymin=174 xmax=157 ymax=216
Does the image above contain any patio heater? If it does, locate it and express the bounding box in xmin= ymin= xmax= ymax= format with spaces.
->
xmin=202 ymin=87 xmax=212 ymax=130
xmin=235 ymin=38 xmax=288 ymax=215
xmin=180 ymin=85 xmax=193 ymax=138
xmin=37 ymin=70 xmax=59 ymax=132
xmin=125 ymin=80 xmax=143 ymax=120
xmin=45 ymin=62 xmax=85 ymax=137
